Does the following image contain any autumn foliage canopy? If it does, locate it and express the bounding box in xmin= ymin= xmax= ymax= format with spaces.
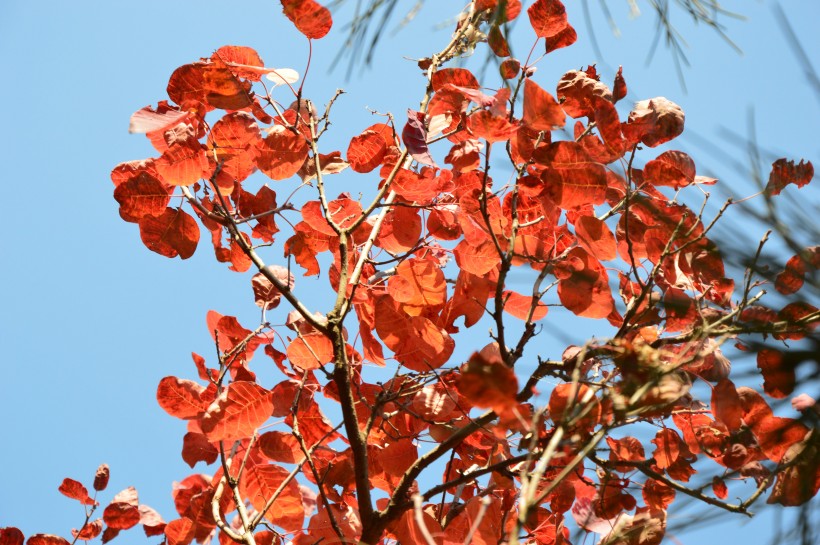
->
xmin=5 ymin=1 xmax=819 ymax=545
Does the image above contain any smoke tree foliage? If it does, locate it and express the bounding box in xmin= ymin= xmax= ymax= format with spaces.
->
xmin=4 ymin=1 xmax=818 ymax=544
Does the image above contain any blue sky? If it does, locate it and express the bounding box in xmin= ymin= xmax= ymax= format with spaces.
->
xmin=1 ymin=0 xmax=818 ymax=543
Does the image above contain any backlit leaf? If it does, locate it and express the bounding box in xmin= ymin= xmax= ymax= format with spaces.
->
xmin=456 ymin=352 xmax=518 ymax=412
xmin=240 ymin=463 xmax=305 ymax=532
xmin=58 ymin=478 xmax=97 ymax=506
xmin=527 ymin=0 xmax=577 ymax=51
xmin=200 ymin=381 xmax=274 ymax=442
xmin=522 ymin=79 xmax=565 ymax=131
xmin=138 ymin=208 xmax=200 ymax=259
xmin=502 ymin=290 xmax=548 ymax=321
xmin=157 ymin=376 xmax=210 ymax=420
xmin=257 ymin=125 xmax=310 ymax=180
xmin=281 ymin=0 xmax=333 ymax=40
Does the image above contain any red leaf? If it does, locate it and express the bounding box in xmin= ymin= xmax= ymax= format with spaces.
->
xmin=711 ymin=379 xmax=743 ymax=432
xmin=556 ymin=69 xmax=612 ymax=119
xmin=574 ymin=215 xmax=616 ymax=261
xmin=181 ymin=432 xmax=219 ymax=468
xmin=157 ymin=376 xmax=210 ymax=420
xmin=502 ymin=290 xmax=548 ymax=321
xmin=556 ymin=247 xmax=614 ymax=319
xmin=456 ymin=351 xmax=518 ymax=412
xmin=643 ymin=150 xmax=696 ymax=189
xmin=259 ymin=431 xmax=303 ymax=464
xmin=25 ymin=536 xmax=70 ymax=545
xmin=257 ymin=125 xmax=310 ymax=180
xmin=453 ymin=238 xmax=499 ymax=276
xmin=103 ymin=502 xmax=140 ymax=530
xmin=535 ymin=141 xmax=607 ymax=209
xmin=240 ymin=463 xmax=304 ymax=532
xmin=488 ymin=25 xmax=511 ymax=57
xmin=643 ymin=479 xmax=675 ymax=510
xmin=138 ymin=208 xmax=200 ymax=259
xmin=71 ymin=520 xmax=102 ymax=542
xmin=777 ymin=247 xmax=820 ymax=295
xmin=287 ymin=333 xmax=334 ymax=370
xmin=374 ymin=295 xmax=454 ymax=371
xmin=164 ymin=518 xmax=195 ymax=545
xmin=499 ymin=58 xmax=520 ymax=79
xmin=467 ymin=110 xmax=518 ymax=143
xmin=92 ymin=465 xmax=110 ymax=493
xmin=200 ymin=381 xmax=274 ymax=442
xmin=281 ymin=0 xmax=333 ymax=40
xmin=388 ymin=258 xmax=447 ymax=316
xmin=527 ymin=0 xmax=576 ymax=51
xmin=113 ymin=172 xmax=170 ymax=223
xmin=207 ymin=112 xmax=261 ymax=183
xmin=58 ymin=478 xmax=97 ymax=506
xmin=623 ymin=97 xmax=685 ymax=148
xmin=549 ymin=383 xmax=599 ymax=430
xmin=155 ymin=137 xmax=209 ymax=187
xmin=0 ymin=528 xmax=24 ymax=545
xmin=767 ymin=430 xmax=820 ymax=506
xmin=757 ymin=348 xmax=795 ymax=399
xmin=651 ymin=429 xmax=683 ymax=469
xmin=712 ymin=477 xmax=728 ymax=500
xmin=765 ymin=158 xmax=814 ymax=196
xmin=522 ymin=79 xmax=565 ymax=131
xmin=431 ymin=68 xmax=479 ymax=91
xmin=612 ymin=66 xmax=627 ymax=103
xmin=347 ymin=126 xmax=390 ymax=173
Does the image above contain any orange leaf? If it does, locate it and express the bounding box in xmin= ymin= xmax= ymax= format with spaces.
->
xmin=200 ymin=381 xmax=274 ymax=442
xmin=157 ymin=376 xmax=210 ymax=420
xmin=58 ymin=478 xmax=97 ymax=506
xmin=535 ymin=141 xmax=607 ymax=209
xmin=163 ymin=518 xmax=195 ymax=545
xmin=347 ymin=127 xmax=389 ymax=173
xmin=643 ymin=150 xmax=696 ymax=188
xmin=623 ymin=97 xmax=684 ymax=148
xmin=711 ymin=379 xmax=743 ymax=432
xmin=181 ymin=432 xmax=218 ymax=468
xmin=259 ymin=431 xmax=302 ymax=464
xmin=207 ymin=112 xmax=261 ymax=183
xmin=388 ymin=258 xmax=447 ymax=316
xmin=240 ymin=463 xmax=305 ymax=532
xmin=138 ymin=208 xmax=200 ymax=259
xmin=155 ymin=137 xmax=209 ymax=186
xmin=522 ymin=79 xmax=565 ymax=131
xmin=467 ymin=110 xmax=518 ymax=143
xmin=287 ymin=333 xmax=334 ymax=370
xmin=374 ymin=295 xmax=454 ymax=372
xmin=502 ymin=290 xmax=548 ymax=321
xmin=651 ymin=429 xmax=683 ymax=469
xmin=257 ymin=125 xmax=309 ymax=180
xmin=280 ymin=0 xmax=333 ymax=40
xmin=527 ymin=0 xmax=576 ymax=51
xmin=457 ymin=352 xmax=518 ymax=413
xmin=113 ymin=172 xmax=171 ymax=223
xmin=712 ymin=477 xmax=728 ymax=500
xmin=26 ymin=536 xmax=70 ymax=545
xmin=71 ymin=520 xmax=102 ymax=542
xmin=574 ymin=215 xmax=616 ymax=261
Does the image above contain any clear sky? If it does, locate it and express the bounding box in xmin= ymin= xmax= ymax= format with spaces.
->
xmin=1 ymin=1 xmax=818 ymax=543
